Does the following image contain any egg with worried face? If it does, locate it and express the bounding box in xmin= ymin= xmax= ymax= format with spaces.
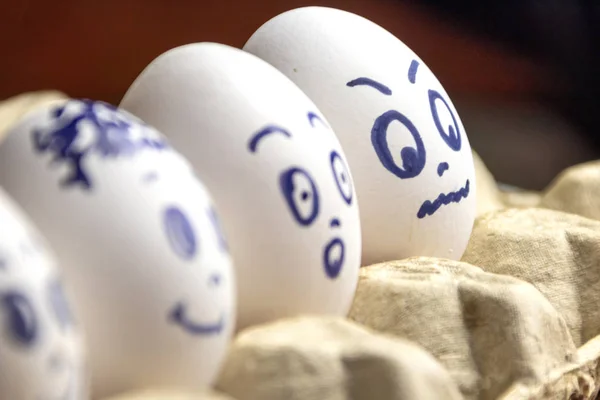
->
xmin=0 ymin=100 xmax=235 ymax=398
xmin=0 ymin=188 xmax=87 ymax=400
xmin=120 ymin=42 xmax=361 ymax=331
xmin=244 ymin=7 xmax=477 ymax=265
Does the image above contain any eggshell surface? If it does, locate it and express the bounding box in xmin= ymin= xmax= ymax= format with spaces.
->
xmin=0 ymin=188 xmax=87 ymax=400
xmin=120 ymin=43 xmax=361 ymax=331
xmin=0 ymin=100 xmax=235 ymax=398
xmin=244 ymin=7 xmax=477 ymax=264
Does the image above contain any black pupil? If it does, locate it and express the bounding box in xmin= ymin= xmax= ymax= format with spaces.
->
xmin=301 ymin=191 xmax=310 ymax=201
xmin=2 ymin=291 xmax=37 ymax=346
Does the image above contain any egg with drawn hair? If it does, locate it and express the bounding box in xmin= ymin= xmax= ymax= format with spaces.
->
xmin=120 ymin=42 xmax=361 ymax=331
xmin=244 ymin=6 xmax=477 ymax=265
xmin=0 ymin=99 xmax=235 ymax=398
xmin=0 ymin=188 xmax=87 ymax=400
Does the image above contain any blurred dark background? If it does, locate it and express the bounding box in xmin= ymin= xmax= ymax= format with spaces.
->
xmin=1 ymin=0 xmax=598 ymax=190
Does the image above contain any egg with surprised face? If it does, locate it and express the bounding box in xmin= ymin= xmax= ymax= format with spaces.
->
xmin=0 ymin=100 xmax=235 ymax=398
xmin=120 ymin=42 xmax=361 ymax=331
xmin=0 ymin=188 xmax=87 ymax=400
xmin=244 ymin=6 xmax=477 ymax=265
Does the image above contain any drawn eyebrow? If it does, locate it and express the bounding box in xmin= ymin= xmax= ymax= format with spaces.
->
xmin=346 ymin=77 xmax=392 ymax=95
xmin=408 ymin=60 xmax=420 ymax=84
xmin=248 ymin=125 xmax=292 ymax=153
xmin=308 ymin=112 xmax=328 ymax=128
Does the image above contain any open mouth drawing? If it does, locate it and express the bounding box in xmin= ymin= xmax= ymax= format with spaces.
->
xmin=168 ymin=302 xmax=225 ymax=336
xmin=417 ymin=179 xmax=470 ymax=219
xmin=323 ymin=237 xmax=345 ymax=279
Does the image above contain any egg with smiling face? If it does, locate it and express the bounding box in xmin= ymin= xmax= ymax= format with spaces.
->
xmin=120 ymin=42 xmax=361 ymax=331
xmin=0 ymin=188 xmax=87 ymax=400
xmin=244 ymin=6 xmax=477 ymax=265
xmin=0 ymin=100 xmax=235 ymax=398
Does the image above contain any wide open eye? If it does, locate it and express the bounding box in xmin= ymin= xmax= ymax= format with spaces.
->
xmin=48 ymin=280 xmax=75 ymax=331
xmin=2 ymin=291 xmax=38 ymax=346
xmin=371 ymin=110 xmax=426 ymax=179
xmin=280 ymin=167 xmax=320 ymax=226
xmin=163 ymin=206 xmax=198 ymax=260
xmin=330 ymin=150 xmax=353 ymax=205
xmin=428 ymin=89 xmax=461 ymax=151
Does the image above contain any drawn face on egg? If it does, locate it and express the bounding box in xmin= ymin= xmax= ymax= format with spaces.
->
xmin=346 ymin=60 xmax=470 ymax=219
xmin=31 ymin=99 xmax=233 ymax=340
xmin=0 ymin=233 xmax=82 ymax=400
xmin=162 ymin=204 xmax=230 ymax=336
xmin=247 ymin=111 xmax=353 ymax=279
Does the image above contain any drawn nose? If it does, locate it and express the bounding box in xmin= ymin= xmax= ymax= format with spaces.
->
xmin=330 ymin=218 xmax=341 ymax=228
xmin=437 ymin=162 xmax=449 ymax=177
xmin=209 ymin=273 xmax=222 ymax=287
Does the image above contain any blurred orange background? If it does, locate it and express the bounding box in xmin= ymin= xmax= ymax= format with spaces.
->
xmin=0 ymin=0 xmax=595 ymax=189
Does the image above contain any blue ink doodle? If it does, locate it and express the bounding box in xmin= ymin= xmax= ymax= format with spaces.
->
xmin=371 ymin=110 xmax=426 ymax=179
xmin=207 ymin=207 xmax=228 ymax=253
xmin=280 ymin=167 xmax=320 ymax=226
xmin=248 ymin=125 xmax=292 ymax=153
xmin=163 ymin=206 xmax=197 ymax=260
xmin=142 ymin=171 xmax=159 ymax=183
xmin=32 ymin=99 xmax=168 ymax=190
xmin=417 ymin=179 xmax=470 ymax=219
xmin=323 ymin=237 xmax=345 ymax=279
xmin=308 ymin=111 xmax=328 ymax=128
xmin=437 ymin=162 xmax=449 ymax=177
xmin=209 ymin=273 xmax=222 ymax=287
xmin=330 ymin=150 xmax=353 ymax=205
xmin=2 ymin=291 xmax=38 ymax=346
xmin=168 ymin=302 xmax=224 ymax=335
xmin=48 ymin=280 xmax=75 ymax=331
xmin=330 ymin=218 xmax=341 ymax=228
xmin=429 ymin=90 xmax=461 ymax=151
xmin=408 ymin=60 xmax=420 ymax=84
xmin=346 ymin=77 xmax=392 ymax=96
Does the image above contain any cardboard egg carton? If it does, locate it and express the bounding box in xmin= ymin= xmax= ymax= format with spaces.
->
xmin=2 ymin=92 xmax=600 ymax=400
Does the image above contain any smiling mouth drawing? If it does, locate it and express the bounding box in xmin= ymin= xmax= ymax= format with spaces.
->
xmin=168 ymin=302 xmax=224 ymax=336
xmin=417 ymin=179 xmax=470 ymax=219
xmin=324 ymin=237 xmax=345 ymax=279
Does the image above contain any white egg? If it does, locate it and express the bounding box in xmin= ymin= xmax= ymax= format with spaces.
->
xmin=0 ymin=188 xmax=87 ymax=400
xmin=244 ymin=6 xmax=477 ymax=264
xmin=0 ymin=100 xmax=235 ymax=398
xmin=120 ymin=43 xmax=361 ymax=331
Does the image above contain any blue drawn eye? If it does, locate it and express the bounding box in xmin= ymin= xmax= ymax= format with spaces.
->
xmin=2 ymin=291 xmax=38 ymax=346
xmin=371 ymin=110 xmax=426 ymax=179
xmin=48 ymin=280 xmax=74 ymax=331
xmin=330 ymin=151 xmax=353 ymax=205
xmin=280 ymin=167 xmax=320 ymax=226
xmin=163 ymin=206 xmax=198 ymax=260
xmin=429 ymin=90 xmax=461 ymax=151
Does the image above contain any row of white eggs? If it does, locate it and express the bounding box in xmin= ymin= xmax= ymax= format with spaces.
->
xmin=0 ymin=6 xmax=476 ymax=400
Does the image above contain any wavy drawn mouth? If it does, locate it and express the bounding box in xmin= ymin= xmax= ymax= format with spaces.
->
xmin=417 ymin=179 xmax=470 ymax=219
xmin=168 ymin=302 xmax=225 ymax=335
xmin=323 ymin=237 xmax=345 ymax=279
